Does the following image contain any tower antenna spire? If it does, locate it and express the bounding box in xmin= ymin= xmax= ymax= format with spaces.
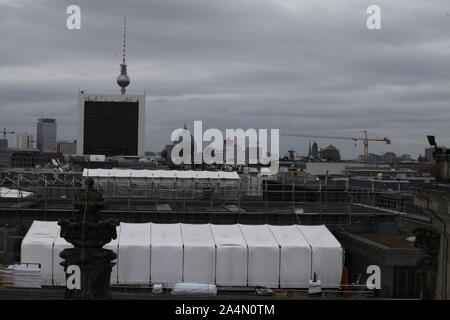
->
xmin=117 ymin=17 xmax=130 ymax=95
xmin=122 ymin=17 xmax=127 ymax=64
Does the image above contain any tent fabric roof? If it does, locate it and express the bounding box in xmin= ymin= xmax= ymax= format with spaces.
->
xmin=119 ymin=222 xmax=151 ymax=245
xmin=180 ymin=224 xmax=215 ymax=247
xmin=297 ymin=225 xmax=341 ymax=248
xmin=151 ymin=223 xmax=183 ymax=246
xmin=239 ymin=224 xmax=278 ymax=247
xmin=269 ymin=225 xmax=310 ymax=248
xmin=22 ymin=221 xmax=59 ymax=244
xmin=82 ymin=169 xmax=240 ymax=180
xmin=210 ymin=224 xmax=246 ymax=247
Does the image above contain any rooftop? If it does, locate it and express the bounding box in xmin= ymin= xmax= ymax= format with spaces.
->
xmin=343 ymin=218 xmax=424 ymax=249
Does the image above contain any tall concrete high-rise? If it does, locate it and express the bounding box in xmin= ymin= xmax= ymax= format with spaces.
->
xmin=36 ymin=118 xmax=57 ymax=152
xmin=77 ymin=94 xmax=145 ymax=157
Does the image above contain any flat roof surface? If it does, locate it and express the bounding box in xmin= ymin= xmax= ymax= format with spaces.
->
xmin=0 ymin=198 xmax=396 ymax=215
xmin=354 ymin=234 xmax=416 ymax=248
xmin=346 ymin=218 xmax=424 ymax=248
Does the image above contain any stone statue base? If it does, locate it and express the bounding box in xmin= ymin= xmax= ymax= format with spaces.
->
xmin=60 ymin=248 xmax=117 ymax=300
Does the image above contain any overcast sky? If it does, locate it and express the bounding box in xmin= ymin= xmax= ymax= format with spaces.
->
xmin=1 ymin=0 xmax=450 ymax=159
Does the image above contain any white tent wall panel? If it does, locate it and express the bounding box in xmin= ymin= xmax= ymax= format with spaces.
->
xmin=309 ymin=247 xmax=343 ymax=288
xmin=269 ymin=225 xmax=312 ymax=288
xmin=181 ymin=224 xmax=216 ymax=284
xmin=118 ymin=223 xmax=151 ymax=285
xmin=103 ymin=226 xmax=121 ymax=285
xmin=210 ymin=224 xmax=248 ymax=286
xmin=182 ymin=246 xmax=216 ymax=284
xmin=152 ymin=245 xmax=183 ymax=287
xmin=239 ymin=224 xmax=280 ymax=288
xmin=215 ymin=247 xmax=247 ymax=286
xmin=52 ymin=230 xmax=73 ymax=286
xmin=21 ymin=221 xmax=60 ymax=286
xmin=297 ymin=225 xmax=343 ymax=288
xmin=150 ymin=223 xmax=183 ymax=288
xmin=246 ymin=246 xmax=279 ymax=288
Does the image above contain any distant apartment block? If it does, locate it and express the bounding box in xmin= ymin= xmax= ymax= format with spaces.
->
xmin=16 ymin=132 xmax=34 ymax=149
xmin=57 ymin=140 xmax=77 ymax=155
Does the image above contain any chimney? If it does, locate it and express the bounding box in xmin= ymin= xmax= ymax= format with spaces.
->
xmin=427 ymin=136 xmax=450 ymax=183
xmin=434 ymin=147 xmax=450 ymax=183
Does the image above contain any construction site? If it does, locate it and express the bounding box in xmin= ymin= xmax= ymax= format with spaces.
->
xmin=0 ymin=163 xmax=432 ymax=299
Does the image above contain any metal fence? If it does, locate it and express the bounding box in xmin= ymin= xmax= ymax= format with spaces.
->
xmin=0 ymin=178 xmax=426 ymax=216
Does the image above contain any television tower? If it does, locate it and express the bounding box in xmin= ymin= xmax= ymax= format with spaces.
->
xmin=117 ymin=17 xmax=130 ymax=95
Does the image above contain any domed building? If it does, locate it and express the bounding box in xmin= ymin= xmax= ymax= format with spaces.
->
xmin=163 ymin=124 xmax=197 ymax=168
xmin=319 ymin=144 xmax=341 ymax=161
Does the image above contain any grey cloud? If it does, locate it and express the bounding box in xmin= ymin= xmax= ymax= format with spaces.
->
xmin=1 ymin=0 xmax=449 ymax=159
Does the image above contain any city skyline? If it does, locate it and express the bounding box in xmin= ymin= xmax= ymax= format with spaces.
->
xmin=1 ymin=0 xmax=450 ymax=158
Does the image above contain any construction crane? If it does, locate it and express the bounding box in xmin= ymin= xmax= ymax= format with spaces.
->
xmin=1 ymin=128 xmax=15 ymax=140
xmin=282 ymin=130 xmax=391 ymax=167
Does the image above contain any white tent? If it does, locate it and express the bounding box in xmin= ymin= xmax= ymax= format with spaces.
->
xmin=180 ymin=224 xmax=216 ymax=284
xmin=21 ymin=221 xmax=59 ymax=286
xmin=239 ymin=224 xmax=279 ymax=288
xmin=118 ymin=223 xmax=151 ymax=285
xmin=21 ymin=221 xmax=343 ymax=289
xmin=210 ymin=224 xmax=248 ymax=286
xmin=103 ymin=226 xmax=121 ymax=285
xmin=83 ymin=169 xmax=240 ymax=180
xmin=269 ymin=225 xmax=311 ymax=288
xmin=150 ymin=223 xmax=183 ymax=288
xmin=297 ymin=225 xmax=343 ymax=288
xmin=52 ymin=230 xmax=73 ymax=286
xmin=82 ymin=169 xmax=240 ymax=200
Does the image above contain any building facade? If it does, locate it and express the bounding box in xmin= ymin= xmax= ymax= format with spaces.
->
xmin=425 ymin=147 xmax=439 ymax=163
xmin=0 ymin=150 xmax=62 ymax=168
xmin=0 ymin=139 xmax=7 ymax=151
xmin=36 ymin=118 xmax=57 ymax=152
xmin=16 ymin=132 xmax=34 ymax=149
xmin=57 ymin=140 xmax=77 ymax=155
xmin=76 ymin=94 xmax=145 ymax=157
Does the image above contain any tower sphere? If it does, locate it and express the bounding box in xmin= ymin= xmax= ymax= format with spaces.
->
xmin=117 ymin=73 xmax=130 ymax=88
